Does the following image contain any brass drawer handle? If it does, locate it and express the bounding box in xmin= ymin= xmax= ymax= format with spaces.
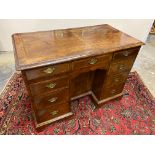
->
xmin=123 ymin=51 xmax=130 ymax=57
xmin=46 ymin=83 xmax=56 ymax=89
xmin=43 ymin=67 xmax=55 ymax=74
xmin=111 ymin=89 xmax=116 ymax=94
xmin=114 ymin=78 xmax=119 ymax=82
xmin=119 ymin=65 xmax=125 ymax=70
xmin=89 ymin=58 xmax=98 ymax=65
xmin=50 ymin=110 xmax=58 ymax=116
xmin=48 ymin=97 xmax=58 ymax=103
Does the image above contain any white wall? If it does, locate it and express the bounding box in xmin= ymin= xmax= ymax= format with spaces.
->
xmin=0 ymin=19 xmax=153 ymax=51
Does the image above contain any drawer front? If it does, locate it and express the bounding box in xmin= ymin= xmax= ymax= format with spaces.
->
xmin=34 ymin=88 xmax=69 ymax=109
xmin=104 ymin=72 xmax=129 ymax=87
xmin=72 ymin=54 xmax=112 ymax=71
xmin=113 ymin=47 xmax=139 ymax=62
xmin=108 ymin=58 xmax=135 ymax=75
xmin=35 ymin=102 xmax=70 ymax=124
xmin=102 ymin=84 xmax=124 ymax=99
xmin=25 ymin=62 xmax=69 ymax=81
xmin=30 ymin=77 xmax=69 ymax=96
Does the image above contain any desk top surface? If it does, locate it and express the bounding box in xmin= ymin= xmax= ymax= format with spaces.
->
xmin=12 ymin=24 xmax=144 ymax=70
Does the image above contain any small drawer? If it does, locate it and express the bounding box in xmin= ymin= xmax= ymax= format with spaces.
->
xmin=108 ymin=59 xmax=135 ymax=75
xmin=104 ymin=72 xmax=129 ymax=87
xmin=30 ymin=77 xmax=69 ymax=96
xmin=35 ymin=102 xmax=70 ymax=124
xmin=34 ymin=88 xmax=69 ymax=109
xmin=72 ymin=54 xmax=112 ymax=71
xmin=102 ymin=84 xmax=124 ymax=99
xmin=25 ymin=62 xmax=70 ymax=81
xmin=113 ymin=47 xmax=140 ymax=62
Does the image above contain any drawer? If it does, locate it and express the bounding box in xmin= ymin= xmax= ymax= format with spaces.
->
xmin=25 ymin=62 xmax=69 ymax=81
xmin=30 ymin=77 xmax=69 ymax=96
xmin=104 ymin=72 xmax=129 ymax=87
xmin=102 ymin=84 xmax=124 ymax=99
xmin=108 ymin=59 xmax=135 ymax=75
xmin=72 ymin=54 xmax=112 ymax=71
xmin=113 ymin=47 xmax=140 ymax=62
xmin=35 ymin=102 xmax=70 ymax=124
xmin=34 ymin=88 xmax=69 ymax=109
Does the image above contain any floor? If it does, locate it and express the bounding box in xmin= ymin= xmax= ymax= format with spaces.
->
xmin=132 ymin=34 xmax=155 ymax=97
xmin=0 ymin=51 xmax=15 ymax=92
xmin=0 ymin=34 xmax=155 ymax=97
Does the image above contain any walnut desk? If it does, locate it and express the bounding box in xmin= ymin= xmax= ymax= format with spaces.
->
xmin=12 ymin=24 xmax=144 ymax=130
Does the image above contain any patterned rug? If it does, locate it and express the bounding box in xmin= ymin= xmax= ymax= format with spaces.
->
xmin=0 ymin=71 xmax=155 ymax=135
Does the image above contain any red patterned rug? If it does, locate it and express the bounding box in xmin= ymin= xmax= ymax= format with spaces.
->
xmin=0 ymin=71 xmax=155 ymax=135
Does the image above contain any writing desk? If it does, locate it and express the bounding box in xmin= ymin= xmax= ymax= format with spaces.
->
xmin=12 ymin=24 xmax=144 ymax=130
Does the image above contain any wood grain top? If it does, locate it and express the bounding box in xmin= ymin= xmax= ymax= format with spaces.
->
xmin=12 ymin=24 xmax=144 ymax=70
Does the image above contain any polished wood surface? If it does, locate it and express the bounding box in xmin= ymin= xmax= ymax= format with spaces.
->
xmin=12 ymin=24 xmax=144 ymax=130
xmin=12 ymin=24 xmax=143 ymax=70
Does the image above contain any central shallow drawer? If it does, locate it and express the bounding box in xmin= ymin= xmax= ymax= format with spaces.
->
xmin=72 ymin=54 xmax=112 ymax=71
xmin=34 ymin=88 xmax=69 ymax=109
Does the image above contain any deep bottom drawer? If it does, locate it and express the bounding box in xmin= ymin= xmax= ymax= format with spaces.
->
xmin=35 ymin=102 xmax=71 ymax=124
